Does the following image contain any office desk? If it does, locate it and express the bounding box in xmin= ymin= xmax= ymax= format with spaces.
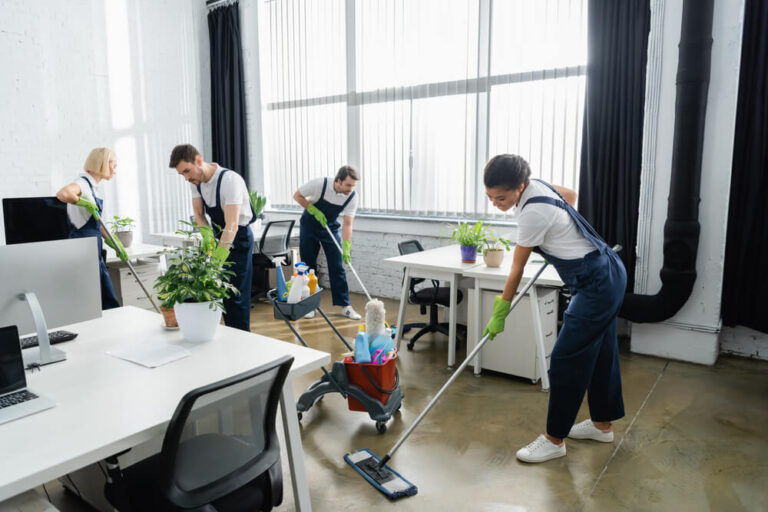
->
xmin=0 ymin=307 xmax=329 ymax=511
xmin=383 ymin=245 xmax=481 ymax=368
xmin=463 ymin=255 xmax=563 ymax=389
xmin=104 ymin=242 xmax=166 ymax=265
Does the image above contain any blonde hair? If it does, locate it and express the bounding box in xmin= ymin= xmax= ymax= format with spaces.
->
xmin=83 ymin=148 xmax=116 ymax=178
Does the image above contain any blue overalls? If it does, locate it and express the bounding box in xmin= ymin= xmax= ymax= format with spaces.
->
xmin=299 ymin=178 xmax=355 ymax=307
xmin=197 ymin=169 xmax=256 ymax=332
xmin=521 ymin=180 xmax=627 ymax=439
xmin=67 ymin=179 xmax=121 ymax=310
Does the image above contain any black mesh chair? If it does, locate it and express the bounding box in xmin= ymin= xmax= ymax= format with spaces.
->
xmin=104 ymin=355 xmax=294 ymax=512
xmin=252 ymin=220 xmax=295 ymax=300
xmin=398 ymin=240 xmax=465 ymax=351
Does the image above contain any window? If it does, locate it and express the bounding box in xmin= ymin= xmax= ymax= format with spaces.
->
xmin=258 ymin=0 xmax=587 ymax=217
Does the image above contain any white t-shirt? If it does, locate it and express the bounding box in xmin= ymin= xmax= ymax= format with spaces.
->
xmin=513 ymin=180 xmax=596 ymax=260
xmin=66 ymin=173 xmax=101 ymax=230
xmin=298 ymin=177 xmax=358 ymax=217
xmin=189 ymin=164 xmax=253 ymax=226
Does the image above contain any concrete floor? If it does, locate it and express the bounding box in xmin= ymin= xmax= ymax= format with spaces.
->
xmin=42 ymin=293 xmax=768 ymax=511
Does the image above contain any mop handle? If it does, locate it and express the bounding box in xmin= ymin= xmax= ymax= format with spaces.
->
xmin=96 ymin=215 xmax=161 ymax=314
xmin=323 ymin=224 xmax=373 ymax=302
xmin=378 ymin=260 xmax=550 ymax=467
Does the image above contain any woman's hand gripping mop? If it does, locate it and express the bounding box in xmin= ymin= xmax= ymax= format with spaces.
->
xmin=94 ymin=211 xmax=161 ymax=313
xmin=344 ymin=259 xmax=552 ymax=500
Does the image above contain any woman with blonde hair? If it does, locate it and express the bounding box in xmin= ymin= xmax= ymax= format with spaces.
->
xmin=56 ymin=148 xmax=127 ymax=309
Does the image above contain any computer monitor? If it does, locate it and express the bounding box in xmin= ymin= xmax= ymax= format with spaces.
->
xmin=2 ymin=197 xmax=70 ymax=245
xmin=0 ymin=238 xmax=101 ymax=366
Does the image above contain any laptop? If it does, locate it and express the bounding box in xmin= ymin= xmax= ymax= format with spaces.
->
xmin=0 ymin=325 xmax=55 ymax=425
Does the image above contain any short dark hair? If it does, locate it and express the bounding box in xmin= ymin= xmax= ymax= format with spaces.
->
xmin=168 ymin=144 xmax=201 ymax=168
xmin=483 ymin=154 xmax=531 ymax=190
xmin=334 ymin=165 xmax=359 ymax=182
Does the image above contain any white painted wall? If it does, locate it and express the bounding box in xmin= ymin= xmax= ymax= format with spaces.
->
xmin=630 ymin=0 xmax=746 ymax=364
xmin=0 ymin=0 xmax=211 ymax=244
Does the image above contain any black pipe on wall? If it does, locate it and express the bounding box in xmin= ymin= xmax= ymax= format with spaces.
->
xmin=620 ymin=0 xmax=714 ymax=322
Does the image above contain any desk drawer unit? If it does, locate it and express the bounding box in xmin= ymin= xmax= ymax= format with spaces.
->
xmin=468 ymin=287 xmax=558 ymax=381
xmin=118 ymin=263 xmax=162 ymax=311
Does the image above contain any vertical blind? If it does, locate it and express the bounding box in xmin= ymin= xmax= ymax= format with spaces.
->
xmin=258 ymin=0 xmax=587 ymax=217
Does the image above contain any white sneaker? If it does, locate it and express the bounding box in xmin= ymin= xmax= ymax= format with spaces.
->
xmin=340 ymin=306 xmax=361 ymax=320
xmin=516 ymin=434 xmax=566 ymax=463
xmin=567 ymin=419 xmax=614 ymax=442
xmin=303 ymin=310 xmax=315 ymax=319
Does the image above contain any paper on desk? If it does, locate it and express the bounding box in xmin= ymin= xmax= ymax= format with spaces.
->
xmin=107 ymin=341 xmax=190 ymax=368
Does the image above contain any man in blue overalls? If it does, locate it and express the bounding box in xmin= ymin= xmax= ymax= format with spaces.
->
xmin=169 ymin=144 xmax=256 ymax=331
xmin=294 ymin=166 xmax=361 ymax=320
xmin=483 ymin=154 xmax=627 ymax=463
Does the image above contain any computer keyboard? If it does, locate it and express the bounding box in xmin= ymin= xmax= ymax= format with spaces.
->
xmin=0 ymin=390 xmax=38 ymax=409
xmin=20 ymin=330 xmax=78 ymax=350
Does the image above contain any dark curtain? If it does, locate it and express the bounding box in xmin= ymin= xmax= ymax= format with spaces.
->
xmin=577 ymin=0 xmax=650 ymax=292
xmin=721 ymin=0 xmax=768 ymax=333
xmin=208 ymin=2 xmax=249 ymax=182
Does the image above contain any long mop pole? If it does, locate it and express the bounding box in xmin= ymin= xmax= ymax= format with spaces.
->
xmin=96 ymin=215 xmax=161 ymax=314
xmin=323 ymin=224 xmax=373 ymax=302
xmin=375 ymin=259 xmax=550 ymax=468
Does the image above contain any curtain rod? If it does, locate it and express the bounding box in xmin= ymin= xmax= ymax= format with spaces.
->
xmin=206 ymin=0 xmax=237 ymax=10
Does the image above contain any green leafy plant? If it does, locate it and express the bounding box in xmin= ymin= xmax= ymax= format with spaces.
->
xmin=450 ymin=221 xmax=489 ymax=249
xmin=108 ymin=215 xmax=135 ymax=232
xmin=481 ymin=231 xmax=512 ymax=253
xmin=154 ymin=221 xmax=239 ymax=312
xmin=248 ymin=190 xmax=267 ymax=217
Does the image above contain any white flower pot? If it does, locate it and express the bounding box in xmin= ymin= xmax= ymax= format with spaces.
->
xmin=483 ymin=249 xmax=505 ymax=267
xmin=174 ymin=301 xmax=222 ymax=343
xmin=115 ymin=230 xmax=133 ymax=248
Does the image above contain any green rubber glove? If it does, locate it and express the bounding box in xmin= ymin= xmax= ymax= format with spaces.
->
xmin=104 ymin=235 xmax=128 ymax=262
xmin=213 ymin=245 xmax=230 ymax=264
xmin=75 ymin=197 xmax=100 ymax=218
xmin=306 ymin=204 xmax=327 ymax=227
xmin=483 ymin=295 xmax=512 ymax=340
xmin=342 ymin=240 xmax=352 ymax=264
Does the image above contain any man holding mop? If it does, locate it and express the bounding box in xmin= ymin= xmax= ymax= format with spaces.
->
xmin=169 ymin=144 xmax=256 ymax=332
xmin=294 ymin=166 xmax=361 ymax=320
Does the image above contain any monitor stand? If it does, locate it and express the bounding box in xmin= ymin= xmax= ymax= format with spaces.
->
xmin=19 ymin=292 xmax=66 ymax=367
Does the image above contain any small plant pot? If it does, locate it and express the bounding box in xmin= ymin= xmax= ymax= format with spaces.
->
xmin=460 ymin=245 xmax=477 ymax=263
xmin=160 ymin=306 xmax=178 ymax=328
xmin=483 ymin=248 xmax=504 ymax=267
xmin=174 ymin=301 xmax=222 ymax=343
xmin=115 ymin=230 xmax=133 ymax=248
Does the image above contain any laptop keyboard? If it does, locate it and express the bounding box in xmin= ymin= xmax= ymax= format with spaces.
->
xmin=0 ymin=390 xmax=38 ymax=409
xmin=20 ymin=330 xmax=78 ymax=350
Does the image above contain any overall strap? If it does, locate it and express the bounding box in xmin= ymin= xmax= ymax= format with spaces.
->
xmin=215 ymin=169 xmax=229 ymax=209
xmin=521 ymin=196 xmax=567 ymax=211
xmin=530 ymin=179 xmax=605 ymax=243
xmin=320 ymin=177 xmax=328 ymax=199
xmin=340 ymin=190 xmax=356 ymax=211
xmin=81 ymin=177 xmax=103 ymax=213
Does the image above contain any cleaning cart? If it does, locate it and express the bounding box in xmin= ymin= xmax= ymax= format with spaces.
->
xmin=268 ymin=289 xmax=403 ymax=433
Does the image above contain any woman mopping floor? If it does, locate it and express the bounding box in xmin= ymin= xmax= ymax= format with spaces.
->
xmin=483 ymin=154 xmax=628 ymax=463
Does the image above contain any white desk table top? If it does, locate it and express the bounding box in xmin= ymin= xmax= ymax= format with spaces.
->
xmin=463 ymin=253 xmax=565 ymax=287
xmin=382 ymin=244 xmax=485 ymax=273
xmin=105 ymin=242 xmax=166 ymax=264
xmin=0 ymin=306 xmax=329 ymax=501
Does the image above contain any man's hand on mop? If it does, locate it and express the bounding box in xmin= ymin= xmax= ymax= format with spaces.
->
xmin=342 ymin=240 xmax=352 ymax=264
xmin=104 ymin=235 xmax=129 ymax=262
xmin=307 ymin=204 xmax=327 ymax=227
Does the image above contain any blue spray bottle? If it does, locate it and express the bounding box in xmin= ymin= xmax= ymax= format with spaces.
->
xmin=354 ymin=326 xmax=371 ymax=363
xmin=274 ymin=258 xmax=288 ymax=301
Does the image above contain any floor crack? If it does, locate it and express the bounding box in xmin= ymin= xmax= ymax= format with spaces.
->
xmin=579 ymin=360 xmax=670 ymax=510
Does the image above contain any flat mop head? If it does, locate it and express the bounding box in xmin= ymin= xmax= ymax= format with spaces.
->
xmin=345 ymin=449 xmax=418 ymax=500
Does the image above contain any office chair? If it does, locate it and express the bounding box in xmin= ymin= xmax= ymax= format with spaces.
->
xmin=397 ymin=240 xmax=465 ymax=351
xmin=252 ymin=220 xmax=295 ymax=300
xmin=104 ymin=355 xmax=294 ymax=512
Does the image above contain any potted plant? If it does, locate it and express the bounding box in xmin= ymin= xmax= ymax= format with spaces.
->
xmin=108 ymin=215 xmax=136 ymax=248
xmin=154 ymin=222 xmax=239 ymax=341
xmin=481 ymin=232 xmax=512 ymax=267
xmin=450 ymin=221 xmax=489 ymax=263
xmin=249 ymin=190 xmax=267 ymax=233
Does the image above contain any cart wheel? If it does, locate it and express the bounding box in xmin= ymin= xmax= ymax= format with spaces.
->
xmin=375 ymin=421 xmax=387 ymax=434
xmin=297 ymin=411 xmax=303 ymax=422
